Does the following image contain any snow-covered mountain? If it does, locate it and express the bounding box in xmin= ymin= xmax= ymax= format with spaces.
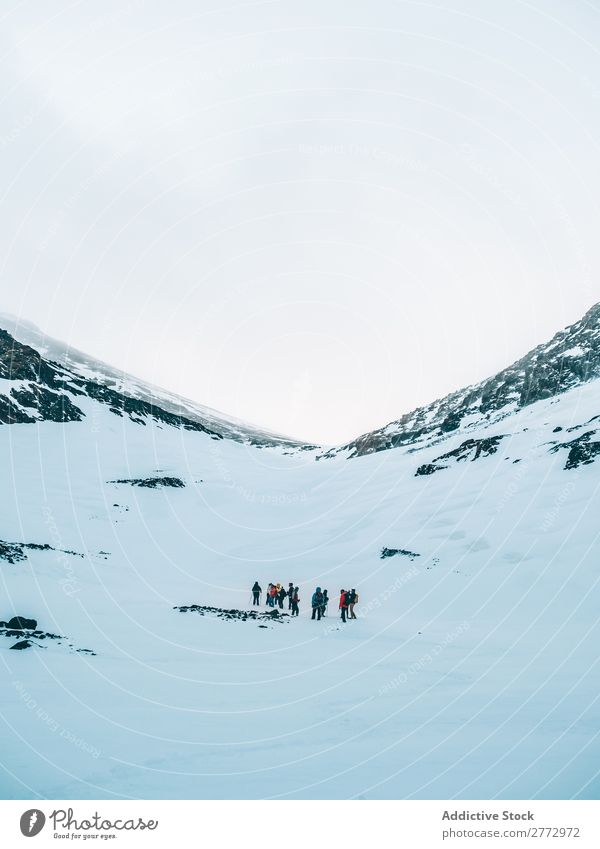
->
xmin=322 ymin=302 xmax=600 ymax=458
xmin=0 ymin=307 xmax=598 ymax=801
xmin=0 ymin=313 xmax=315 ymax=450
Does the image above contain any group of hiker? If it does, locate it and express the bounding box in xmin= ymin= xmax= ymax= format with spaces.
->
xmin=251 ymin=582 xmax=359 ymax=622
xmin=252 ymin=582 xmax=300 ymax=615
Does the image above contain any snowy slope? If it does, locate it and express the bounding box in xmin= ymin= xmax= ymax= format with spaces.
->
xmin=0 ymin=312 xmax=599 ymax=800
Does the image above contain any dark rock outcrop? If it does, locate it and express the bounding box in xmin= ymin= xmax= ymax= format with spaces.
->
xmin=0 ymin=540 xmax=83 ymax=565
xmin=109 ymin=477 xmax=185 ymax=489
xmin=1 ymin=617 xmax=95 ymax=654
xmin=415 ymin=436 xmax=505 ymax=477
xmin=550 ymin=430 xmax=600 ymax=470
xmin=7 ymin=616 xmax=37 ymax=630
xmin=174 ymin=604 xmax=289 ymax=624
xmin=381 ymin=547 xmax=420 ymax=559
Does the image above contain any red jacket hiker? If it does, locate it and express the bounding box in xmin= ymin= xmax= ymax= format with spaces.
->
xmin=339 ymin=589 xmax=348 ymax=622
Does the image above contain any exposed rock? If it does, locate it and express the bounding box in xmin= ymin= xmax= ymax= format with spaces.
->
xmin=174 ymin=604 xmax=290 ymax=623
xmin=415 ymin=436 xmax=505 ymax=477
xmin=109 ymin=477 xmax=185 ymax=489
xmin=1 ymin=618 xmax=94 ymax=654
xmin=0 ymin=541 xmax=29 ymax=564
xmin=550 ymin=430 xmax=600 ymax=470
xmin=7 ymin=616 xmax=37 ymax=630
xmin=0 ymin=540 xmax=83 ymax=565
xmin=381 ymin=547 xmax=420 ymax=560
xmin=10 ymin=385 xmax=82 ymax=422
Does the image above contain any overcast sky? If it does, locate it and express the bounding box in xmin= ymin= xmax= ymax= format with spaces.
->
xmin=1 ymin=0 xmax=599 ymax=444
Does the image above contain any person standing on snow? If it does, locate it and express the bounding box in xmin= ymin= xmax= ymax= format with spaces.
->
xmin=278 ymin=584 xmax=286 ymax=609
xmin=288 ymin=583 xmax=294 ymax=610
xmin=268 ymin=584 xmax=278 ymax=607
xmin=252 ymin=581 xmax=262 ymax=606
xmin=348 ymin=588 xmax=358 ymax=619
xmin=321 ymin=589 xmax=329 ymax=617
xmin=339 ymin=589 xmax=348 ymax=623
xmin=311 ymin=587 xmax=324 ymax=620
xmin=291 ymin=587 xmax=300 ymax=616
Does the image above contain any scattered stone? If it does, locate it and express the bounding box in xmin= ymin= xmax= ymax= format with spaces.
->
xmin=174 ymin=604 xmax=289 ymax=623
xmin=109 ymin=477 xmax=185 ymax=489
xmin=1 ymin=616 xmax=93 ymax=654
xmin=0 ymin=540 xmax=83 ymax=565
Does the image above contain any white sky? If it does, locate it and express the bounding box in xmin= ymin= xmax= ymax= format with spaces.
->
xmin=1 ymin=0 xmax=599 ymax=444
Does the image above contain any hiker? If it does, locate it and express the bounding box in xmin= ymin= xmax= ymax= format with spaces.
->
xmin=268 ymin=584 xmax=278 ymax=607
xmin=339 ymin=588 xmax=348 ymax=623
xmin=311 ymin=587 xmax=324 ymax=620
xmin=347 ymin=588 xmax=358 ymax=619
xmin=278 ymin=584 xmax=286 ymax=609
xmin=291 ymin=587 xmax=300 ymax=616
xmin=252 ymin=581 xmax=262 ymax=606
xmin=321 ymin=589 xmax=329 ymax=617
xmin=288 ymin=583 xmax=294 ymax=610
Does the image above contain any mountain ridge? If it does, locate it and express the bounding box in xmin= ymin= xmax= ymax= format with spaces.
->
xmin=1 ymin=303 xmax=599 ymax=457
xmin=320 ymin=301 xmax=600 ymax=458
xmin=0 ymin=315 xmax=316 ymax=450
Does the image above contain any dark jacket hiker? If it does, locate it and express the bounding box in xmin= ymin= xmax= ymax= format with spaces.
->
xmin=252 ymin=581 xmax=262 ymax=606
xmin=291 ymin=587 xmax=300 ymax=616
xmin=348 ymin=588 xmax=358 ymax=619
xmin=311 ymin=587 xmax=324 ymax=620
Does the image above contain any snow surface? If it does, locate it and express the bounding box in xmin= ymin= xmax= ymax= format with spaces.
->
xmin=0 ymin=383 xmax=599 ymax=800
